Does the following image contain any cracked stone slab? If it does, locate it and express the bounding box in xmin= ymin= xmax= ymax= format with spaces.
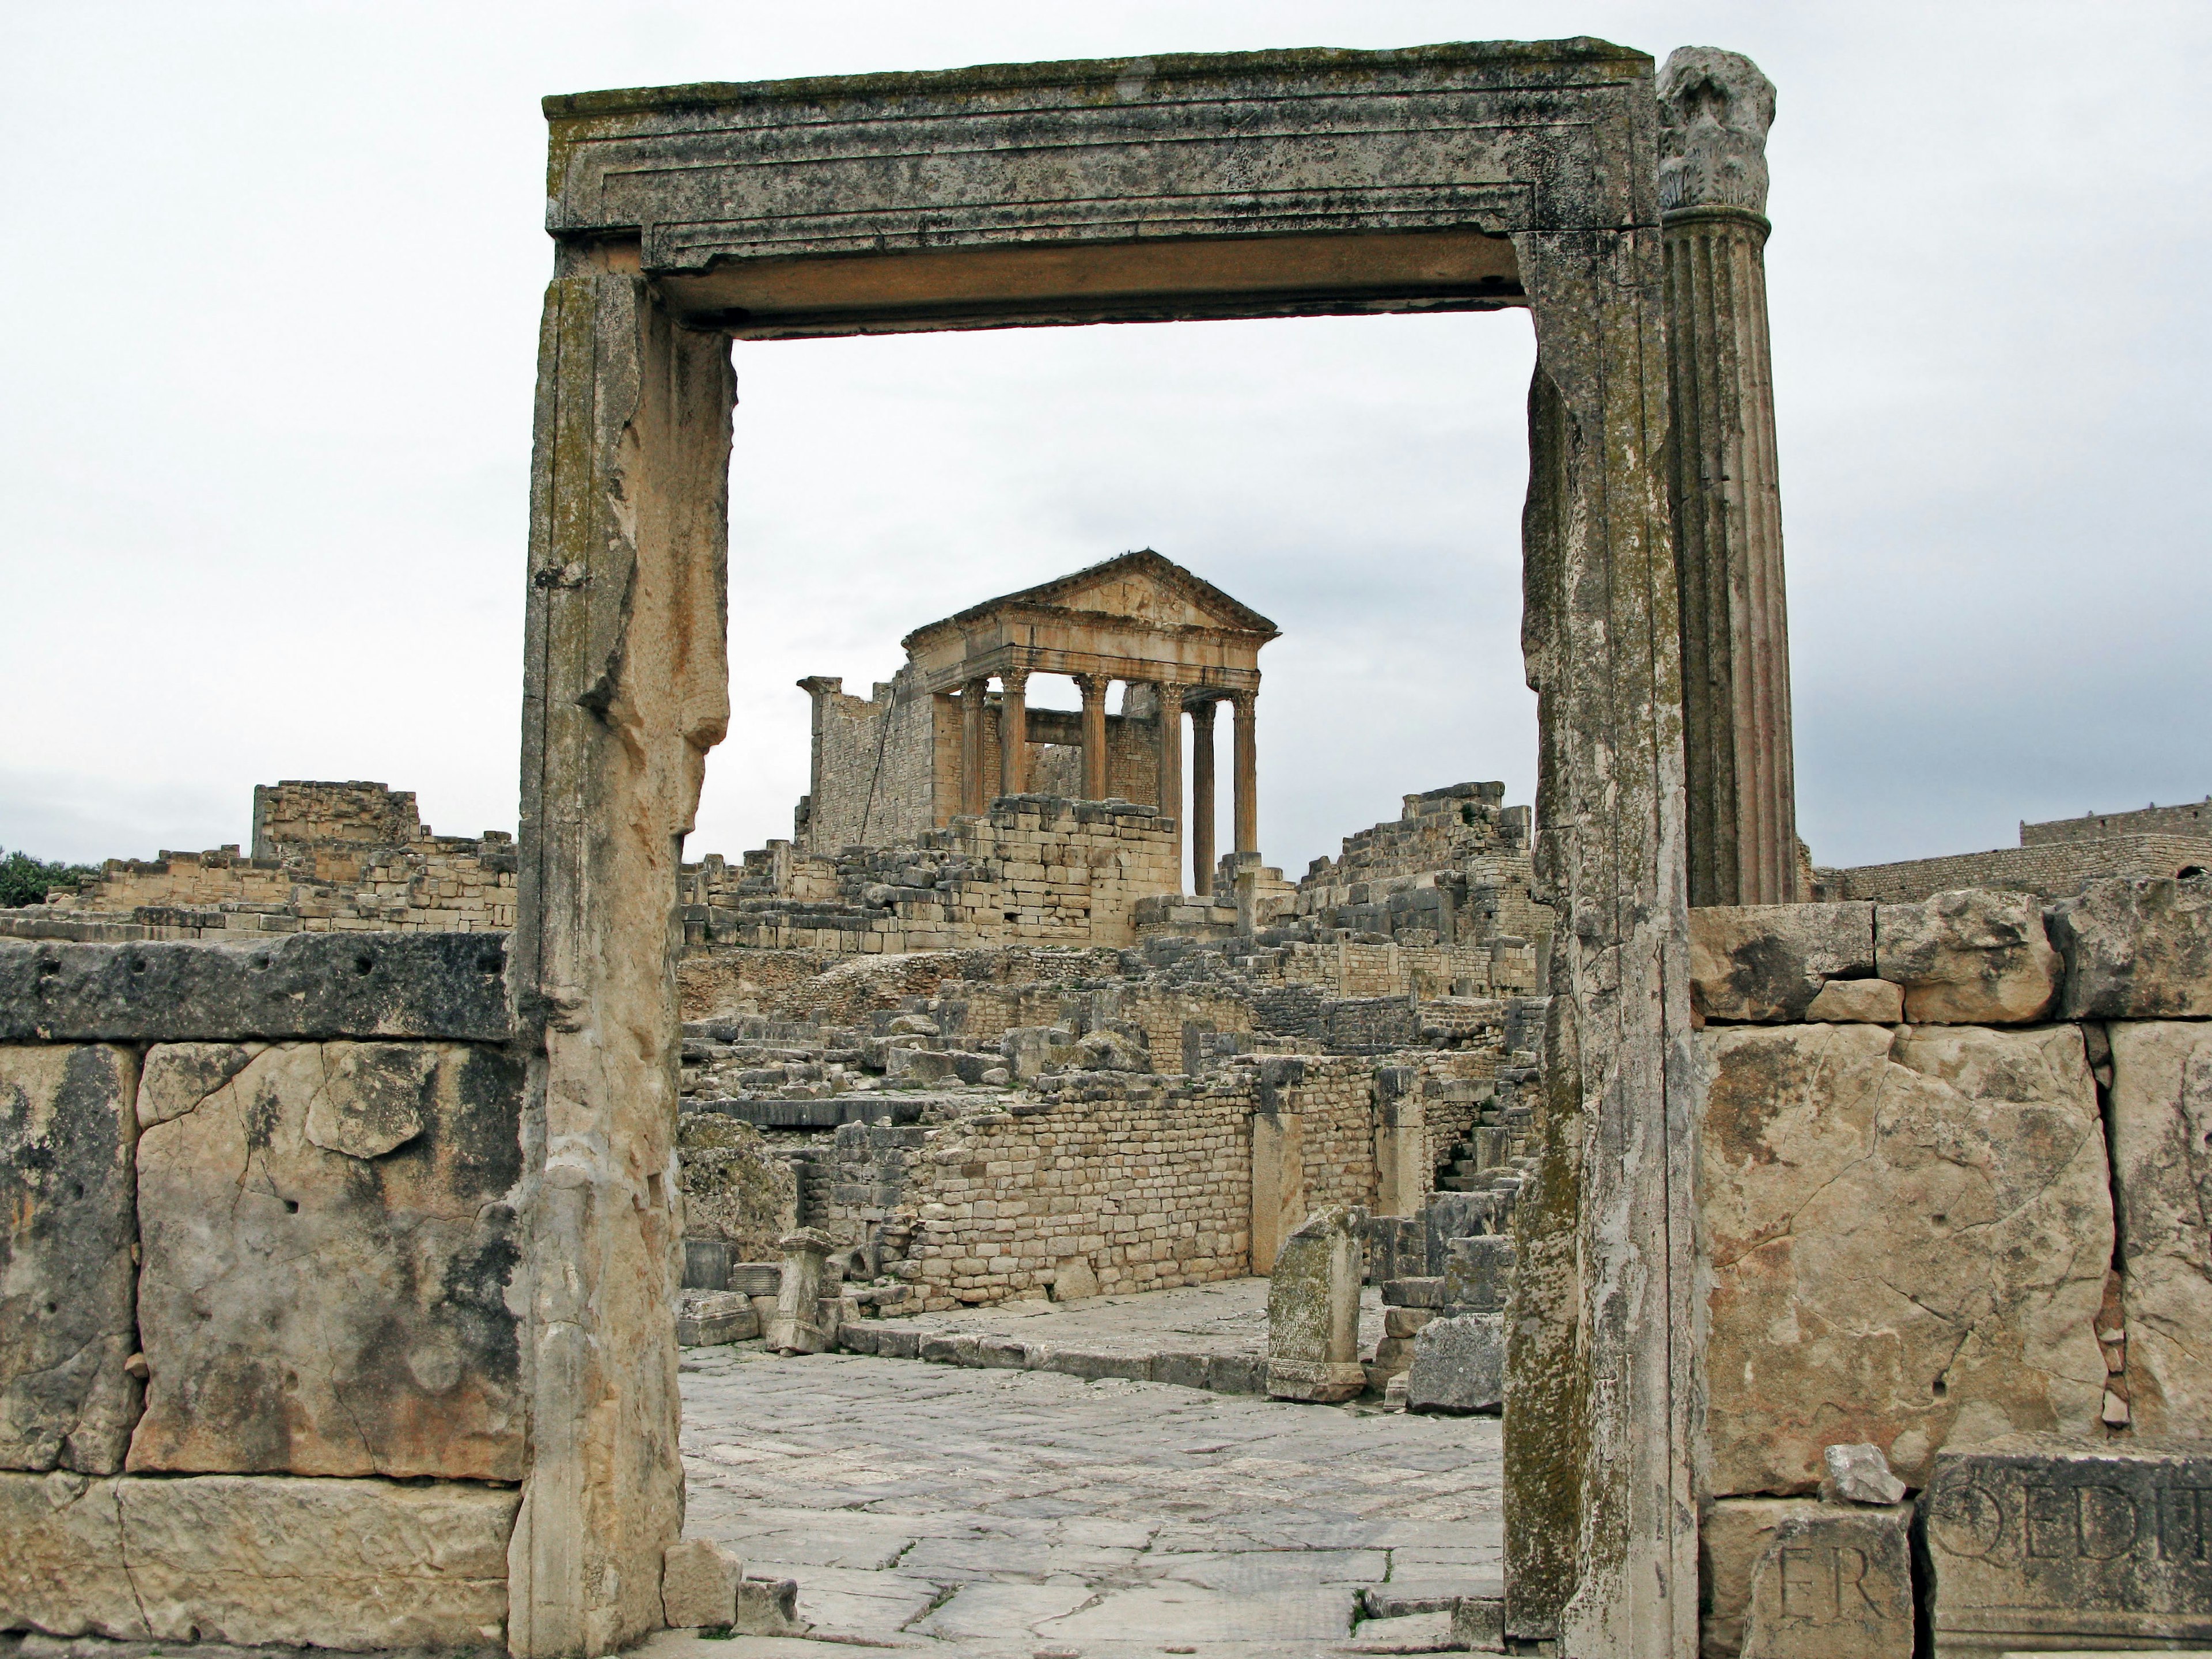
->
xmin=1698 ymin=1022 xmax=2110 ymax=1495
xmin=128 ymin=1040 xmax=526 ymax=1480
xmin=0 ymin=1471 xmax=516 ymax=1647
xmin=0 ymin=1045 xmax=142 ymax=1476
xmin=2106 ymin=1021 xmax=2212 ymax=1441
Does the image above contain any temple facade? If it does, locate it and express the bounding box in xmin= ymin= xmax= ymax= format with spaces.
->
xmin=796 ymin=550 xmax=1277 ymax=893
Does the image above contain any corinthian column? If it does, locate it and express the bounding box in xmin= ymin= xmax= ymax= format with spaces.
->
xmin=998 ymin=669 xmax=1029 ymax=797
xmin=1660 ymin=47 xmax=1800 ymax=905
xmin=1075 ymin=673 xmax=1110 ymax=801
xmin=1154 ymin=681 xmax=1184 ymax=886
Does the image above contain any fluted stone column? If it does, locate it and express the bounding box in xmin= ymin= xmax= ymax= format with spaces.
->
xmin=1229 ymin=687 xmax=1259 ymax=856
xmin=1075 ymin=673 xmax=1110 ymax=801
xmin=998 ymin=669 xmax=1029 ymax=797
xmin=1660 ymin=47 xmax=1800 ymax=906
xmin=959 ymin=676 xmax=988 ymax=816
xmin=1190 ymin=699 xmax=1217 ymax=897
xmin=1154 ymin=681 xmax=1184 ymax=887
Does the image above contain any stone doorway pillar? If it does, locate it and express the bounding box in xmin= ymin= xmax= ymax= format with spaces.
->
xmin=999 ymin=669 xmax=1029 ymax=797
xmin=1190 ymin=698 xmax=1217 ymax=897
xmin=512 ymin=266 xmax=733 ymax=1659
xmin=959 ymin=676 xmax=988 ymax=816
xmin=1154 ymin=681 xmax=1184 ymax=885
xmin=1660 ymin=47 xmax=1800 ymax=906
xmin=1075 ymin=673 xmax=1110 ymax=801
xmin=1230 ymin=687 xmax=1259 ymax=856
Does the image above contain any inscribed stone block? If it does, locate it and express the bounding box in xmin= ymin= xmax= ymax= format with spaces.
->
xmin=1922 ymin=1438 xmax=2212 ymax=1653
xmin=1740 ymin=1503 xmax=1912 ymax=1659
xmin=0 ymin=1044 xmax=142 ymax=1474
xmin=1699 ymin=1022 xmax=2109 ymax=1495
xmin=2047 ymin=874 xmax=2212 ymax=1018
xmin=1689 ymin=903 xmax=1875 ymax=1022
xmin=1876 ymin=890 xmax=2059 ymax=1024
xmin=128 ymin=1041 xmax=525 ymax=1480
xmin=2105 ymin=1021 xmax=2212 ymax=1441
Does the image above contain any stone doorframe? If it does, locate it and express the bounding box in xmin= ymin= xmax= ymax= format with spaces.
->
xmin=510 ymin=40 xmax=1778 ymax=1659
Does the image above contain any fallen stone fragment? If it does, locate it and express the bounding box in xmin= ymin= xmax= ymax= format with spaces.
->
xmin=662 ymin=1537 xmax=741 ymax=1628
xmin=2047 ymin=874 xmax=2212 ymax=1018
xmin=1690 ymin=903 xmax=1876 ymax=1022
xmin=675 ymin=1290 xmax=757 ymax=1347
xmin=1876 ymin=889 xmax=2058 ymax=1023
xmin=733 ymin=1575 xmax=805 ymax=1637
xmin=1820 ymin=1442 xmax=1907 ymax=1506
xmin=1450 ymin=1593 xmax=1506 ymax=1653
xmin=1406 ymin=1312 xmax=1505 ymax=1415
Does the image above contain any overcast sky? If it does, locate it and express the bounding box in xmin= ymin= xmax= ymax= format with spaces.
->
xmin=6 ymin=2 xmax=2208 ymax=881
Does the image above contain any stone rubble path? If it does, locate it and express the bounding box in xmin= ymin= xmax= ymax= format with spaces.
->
xmin=672 ymin=1341 xmax=1500 ymax=1658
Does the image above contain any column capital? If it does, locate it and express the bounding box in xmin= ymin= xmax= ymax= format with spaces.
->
xmin=1657 ymin=47 xmax=1774 ymax=220
xmin=998 ymin=667 xmax=1030 ymax=693
xmin=1225 ymin=685 xmax=1256 ymax=714
xmin=1071 ymin=671 xmax=1110 ymax=695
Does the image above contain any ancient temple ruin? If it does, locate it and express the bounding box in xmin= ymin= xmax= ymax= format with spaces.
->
xmin=796 ymin=549 xmax=1274 ymax=896
xmin=6 ymin=32 xmax=2209 ymax=1659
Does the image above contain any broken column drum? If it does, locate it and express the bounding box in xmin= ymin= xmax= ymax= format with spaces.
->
xmin=1660 ymin=47 xmax=1801 ymax=907
xmin=532 ymin=39 xmax=1711 ymax=1659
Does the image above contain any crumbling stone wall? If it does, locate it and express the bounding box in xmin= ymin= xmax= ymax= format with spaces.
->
xmin=797 ymin=672 xmax=937 ymax=853
xmin=2022 ymin=797 xmax=2212 ymax=846
xmin=0 ymin=932 xmax=524 ymax=1650
xmin=251 ymin=780 xmax=422 ymax=864
xmin=1683 ymin=879 xmax=2212 ymax=1657
xmin=684 ymin=796 xmax=1179 ymax=955
xmin=1813 ymin=833 xmax=2212 ymax=905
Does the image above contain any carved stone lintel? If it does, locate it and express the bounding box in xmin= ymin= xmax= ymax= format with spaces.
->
xmin=1657 ymin=48 xmax=1775 ymax=219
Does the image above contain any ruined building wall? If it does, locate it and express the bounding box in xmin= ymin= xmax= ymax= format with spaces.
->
xmin=1683 ymin=880 xmax=2212 ymax=1657
xmin=799 ymin=673 xmax=938 ymax=854
xmin=1812 ymin=834 xmax=2212 ymax=906
xmin=0 ymin=933 xmax=524 ymax=1651
xmin=2022 ymin=798 xmax=2212 ymax=846
xmin=251 ymin=781 xmax=421 ymax=865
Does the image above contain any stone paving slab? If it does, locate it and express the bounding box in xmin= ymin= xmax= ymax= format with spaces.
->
xmin=677 ymin=1344 xmax=1500 ymax=1654
xmin=857 ymin=1276 xmax=1386 ymax=1361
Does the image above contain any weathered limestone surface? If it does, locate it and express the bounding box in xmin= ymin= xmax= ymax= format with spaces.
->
xmin=1699 ymin=1022 xmax=2110 ymax=1495
xmin=1738 ymin=1502 xmax=1912 ymax=1659
xmin=2105 ymin=1020 xmax=2212 ymax=1440
xmin=2048 ymin=873 xmax=2212 ymax=1017
xmin=1266 ymin=1205 xmax=1364 ymax=1403
xmin=0 ymin=932 xmax=510 ymax=1043
xmin=1700 ymin=1499 xmax=1797 ymax=1659
xmin=128 ymin=1040 xmax=526 ymax=1480
xmin=1922 ymin=1438 xmax=2212 ymax=1653
xmin=766 ymin=1227 xmax=837 ymax=1354
xmin=1688 ymin=903 xmax=1873 ymax=1021
xmin=0 ymin=1471 xmax=518 ymax=1649
xmin=1874 ymin=890 xmax=2058 ymax=1024
xmin=0 ymin=1044 xmax=141 ymax=1475
xmin=509 ymin=269 xmax=733 ymax=1658
xmin=1801 ymin=976 xmax=1901 ymax=1023
xmin=1407 ymin=1312 xmax=1507 ymax=1415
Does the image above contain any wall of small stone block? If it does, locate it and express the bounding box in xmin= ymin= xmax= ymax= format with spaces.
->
xmin=1814 ymin=832 xmax=2212 ymax=904
xmin=0 ymin=933 xmax=525 ymax=1650
xmin=801 ymin=673 xmax=938 ymax=854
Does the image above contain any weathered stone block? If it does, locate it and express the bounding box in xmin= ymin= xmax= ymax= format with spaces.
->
xmin=1263 ymin=1357 xmax=1367 ymax=1403
xmin=766 ymin=1226 xmax=836 ymax=1353
xmin=0 ymin=1044 xmax=141 ymax=1474
xmin=0 ymin=933 xmax=510 ymax=1043
xmin=1443 ymin=1235 xmax=1516 ymax=1313
xmin=662 ymin=1537 xmax=742 ymax=1628
xmin=0 ymin=1470 xmax=517 ymax=1648
xmin=734 ymin=1574 xmax=804 ymax=1637
xmin=2106 ymin=1020 xmax=2212 ymax=1441
xmin=128 ymin=1040 xmax=525 ymax=1480
xmin=1407 ymin=1312 xmax=1506 ymax=1415
xmin=675 ymin=1289 xmax=758 ymax=1346
xmin=2047 ymin=874 xmax=2212 ymax=1018
xmin=1690 ymin=903 xmax=1876 ymax=1022
xmin=1699 ymin=1022 xmax=2109 ymax=1495
xmin=1802 ymin=977 xmax=1902 ymax=1024
xmin=1922 ymin=1438 xmax=2212 ymax=1653
xmin=1739 ymin=1502 xmax=1912 ymax=1659
xmin=1267 ymin=1203 xmax=1362 ymax=1402
xmin=1876 ymin=889 xmax=2058 ymax=1023
xmin=1702 ymin=1499 xmax=1797 ymax=1659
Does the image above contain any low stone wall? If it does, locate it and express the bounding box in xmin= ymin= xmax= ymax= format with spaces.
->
xmin=1813 ymin=832 xmax=2212 ymax=904
xmin=1685 ymin=878 xmax=2212 ymax=1657
xmin=0 ymin=933 xmax=526 ymax=1651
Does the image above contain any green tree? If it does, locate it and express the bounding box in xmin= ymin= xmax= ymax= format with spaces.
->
xmin=0 ymin=850 xmax=99 ymax=909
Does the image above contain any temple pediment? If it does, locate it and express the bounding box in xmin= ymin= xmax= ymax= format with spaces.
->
xmin=904 ymin=550 xmax=1277 ymax=652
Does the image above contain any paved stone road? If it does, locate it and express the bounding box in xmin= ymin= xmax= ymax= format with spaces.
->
xmin=671 ymin=1343 xmax=1501 ymax=1657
